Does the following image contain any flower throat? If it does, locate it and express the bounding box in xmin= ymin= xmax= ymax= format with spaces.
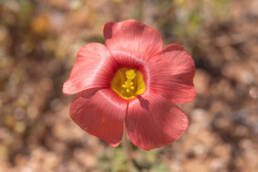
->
xmin=111 ymin=68 xmax=145 ymax=100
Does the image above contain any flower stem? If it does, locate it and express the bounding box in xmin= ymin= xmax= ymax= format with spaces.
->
xmin=123 ymin=126 xmax=134 ymax=168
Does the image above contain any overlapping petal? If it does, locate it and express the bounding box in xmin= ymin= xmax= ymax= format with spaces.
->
xmin=63 ymin=43 xmax=118 ymax=95
xmin=70 ymin=89 xmax=127 ymax=147
xmin=103 ymin=19 xmax=163 ymax=62
xmin=147 ymin=44 xmax=195 ymax=104
xmin=126 ymin=91 xmax=189 ymax=150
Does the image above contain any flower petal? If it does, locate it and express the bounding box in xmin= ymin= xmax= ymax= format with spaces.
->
xmin=63 ymin=43 xmax=118 ymax=95
xmin=103 ymin=19 xmax=163 ymax=61
xmin=126 ymin=92 xmax=189 ymax=150
xmin=70 ymin=89 xmax=127 ymax=147
xmin=147 ymin=44 xmax=195 ymax=104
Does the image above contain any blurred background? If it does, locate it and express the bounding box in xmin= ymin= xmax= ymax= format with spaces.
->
xmin=0 ymin=0 xmax=258 ymax=171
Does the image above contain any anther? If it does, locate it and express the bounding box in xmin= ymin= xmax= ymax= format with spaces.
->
xmin=121 ymin=70 xmax=137 ymax=93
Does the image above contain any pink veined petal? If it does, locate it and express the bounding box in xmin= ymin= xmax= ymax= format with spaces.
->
xmin=126 ymin=91 xmax=189 ymax=150
xmin=103 ymin=19 xmax=163 ymax=62
xmin=70 ymin=89 xmax=127 ymax=147
xmin=63 ymin=43 xmax=118 ymax=95
xmin=147 ymin=44 xmax=195 ymax=104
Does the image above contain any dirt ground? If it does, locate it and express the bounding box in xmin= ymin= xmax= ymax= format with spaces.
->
xmin=0 ymin=0 xmax=258 ymax=172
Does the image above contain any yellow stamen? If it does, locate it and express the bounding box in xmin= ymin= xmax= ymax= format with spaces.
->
xmin=111 ymin=68 xmax=145 ymax=100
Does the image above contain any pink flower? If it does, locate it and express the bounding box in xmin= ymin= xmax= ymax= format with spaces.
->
xmin=63 ymin=19 xmax=195 ymax=150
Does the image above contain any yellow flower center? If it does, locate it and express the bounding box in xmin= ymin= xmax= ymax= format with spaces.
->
xmin=111 ymin=68 xmax=145 ymax=100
